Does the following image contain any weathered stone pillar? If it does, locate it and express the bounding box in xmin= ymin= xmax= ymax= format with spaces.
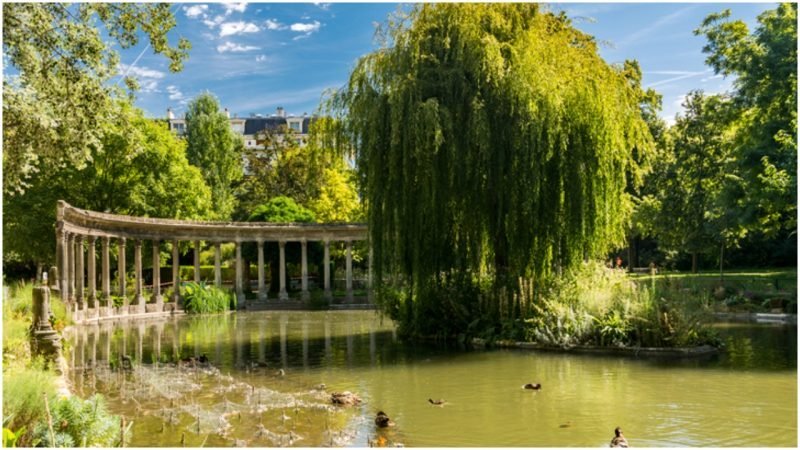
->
xmin=257 ymin=240 xmax=266 ymax=301
xmin=101 ymin=236 xmax=111 ymax=312
xmin=75 ymin=235 xmax=84 ymax=309
xmin=301 ymin=239 xmax=309 ymax=301
xmin=235 ymin=241 xmax=244 ymax=303
xmin=193 ymin=240 xmax=201 ymax=282
xmin=324 ymin=239 xmax=332 ymax=301
xmin=134 ymin=240 xmax=145 ymax=313
xmin=55 ymin=227 xmax=63 ymax=292
xmin=30 ymin=286 xmax=62 ymax=358
xmin=118 ymin=237 xmax=127 ymax=313
xmin=67 ymin=233 xmax=75 ymax=302
xmin=151 ymin=240 xmax=163 ymax=308
xmin=59 ymin=229 xmax=69 ymax=298
xmin=368 ymin=244 xmax=374 ymax=304
xmin=346 ymin=240 xmax=353 ymax=302
xmin=214 ymin=242 xmax=222 ymax=288
xmin=87 ymin=236 xmax=97 ymax=310
xmin=172 ymin=239 xmax=181 ymax=303
xmin=278 ymin=240 xmax=288 ymax=301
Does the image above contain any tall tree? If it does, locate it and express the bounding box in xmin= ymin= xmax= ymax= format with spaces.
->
xmin=3 ymin=3 xmax=190 ymax=194
xmin=695 ymin=3 xmax=797 ymax=236
xmin=324 ymin=4 xmax=652 ymax=332
xmin=185 ymin=93 xmax=244 ymax=220
xmin=3 ymin=101 xmax=212 ymax=267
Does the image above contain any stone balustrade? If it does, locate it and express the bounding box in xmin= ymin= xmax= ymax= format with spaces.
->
xmin=55 ymin=201 xmax=369 ymax=323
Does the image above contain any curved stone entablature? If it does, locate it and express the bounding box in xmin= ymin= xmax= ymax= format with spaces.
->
xmin=55 ymin=201 xmax=371 ymax=324
xmin=57 ymin=200 xmax=367 ymax=242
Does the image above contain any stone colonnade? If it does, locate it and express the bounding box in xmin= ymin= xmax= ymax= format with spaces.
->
xmin=56 ymin=201 xmax=368 ymax=323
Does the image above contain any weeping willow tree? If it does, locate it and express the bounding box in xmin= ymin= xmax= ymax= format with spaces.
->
xmin=322 ymin=4 xmax=653 ymax=336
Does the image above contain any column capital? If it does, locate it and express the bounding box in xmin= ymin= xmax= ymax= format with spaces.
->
xmin=87 ymin=235 xmax=97 ymax=244
xmin=118 ymin=236 xmax=127 ymax=244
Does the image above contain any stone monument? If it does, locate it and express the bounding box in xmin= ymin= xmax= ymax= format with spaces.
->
xmin=30 ymin=277 xmax=62 ymax=359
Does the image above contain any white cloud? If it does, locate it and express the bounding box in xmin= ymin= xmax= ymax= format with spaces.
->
xmin=265 ymin=19 xmax=286 ymax=30
xmin=223 ymin=2 xmax=247 ymax=16
xmin=314 ymin=3 xmax=332 ymax=11
xmin=290 ymin=21 xmax=321 ymax=33
xmin=219 ymin=21 xmax=260 ymax=37
xmin=167 ymin=85 xmax=184 ymax=101
xmin=256 ymin=55 xmax=267 ymax=62
xmin=203 ymin=15 xmax=225 ymax=29
xmin=217 ymin=41 xmax=261 ymax=53
xmin=118 ymin=64 xmax=165 ymax=80
xmin=183 ymin=4 xmax=208 ymax=19
xmin=139 ymin=79 xmax=159 ymax=93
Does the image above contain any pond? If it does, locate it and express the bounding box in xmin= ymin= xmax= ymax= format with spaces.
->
xmin=64 ymin=311 xmax=797 ymax=447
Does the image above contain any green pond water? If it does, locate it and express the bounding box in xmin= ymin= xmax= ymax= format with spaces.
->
xmin=64 ymin=311 xmax=797 ymax=447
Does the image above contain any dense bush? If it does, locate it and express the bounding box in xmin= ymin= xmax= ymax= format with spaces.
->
xmin=32 ymin=395 xmax=125 ymax=447
xmin=181 ymin=281 xmax=236 ymax=314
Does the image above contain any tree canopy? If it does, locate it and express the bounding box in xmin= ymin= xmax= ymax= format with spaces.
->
xmin=695 ymin=3 xmax=797 ymax=236
xmin=2 ymin=3 xmax=190 ymax=194
xmin=326 ymin=4 xmax=652 ymax=298
xmin=3 ymin=101 xmax=212 ymax=266
xmin=185 ymin=93 xmax=244 ymax=220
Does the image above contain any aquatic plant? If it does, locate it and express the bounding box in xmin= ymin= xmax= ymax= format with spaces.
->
xmin=181 ymin=281 xmax=235 ymax=314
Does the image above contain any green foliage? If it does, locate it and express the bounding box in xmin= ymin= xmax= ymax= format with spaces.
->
xmin=695 ymin=4 xmax=797 ymax=236
xmin=3 ymin=425 xmax=24 ymax=447
xmin=185 ymin=93 xmax=244 ymax=220
xmin=181 ymin=281 xmax=235 ymax=314
xmin=3 ymin=3 xmax=189 ymax=194
xmin=32 ymin=395 xmax=125 ymax=448
xmin=2 ymin=361 xmax=58 ymax=446
xmin=324 ymin=4 xmax=652 ymax=333
xmin=3 ymin=100 xmax=213 ymax=266
xmin=249 ymin=196 xmax=316 ymax=223
xmin=308 ymin=166 xmax=363 ymax=223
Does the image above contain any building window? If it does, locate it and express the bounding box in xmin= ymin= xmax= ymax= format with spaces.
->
xmin=289 ymin=121 xmax=301 ymax=132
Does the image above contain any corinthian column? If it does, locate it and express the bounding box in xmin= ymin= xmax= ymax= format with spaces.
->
xmin=134 ymin=240 xmax=145 ymax=313
xmin=257 ymin=240 xmax=266 ymax=301
xmin=345 ymin=240 xmax=353 ymax=302
xmin=279 ymin=240 xmax=288 ymax=301
xmin=151 ymin=240 xmax=162 ymax=309
xmin=87 ymin=236 xmax=97 ymax=309
xmin=301 ymin=239 xmax=309 ymax=301
xmin=101 ymin=236 xmax=111 ymax=312
xmin=118 ymin=237 xmax=127 ymax=313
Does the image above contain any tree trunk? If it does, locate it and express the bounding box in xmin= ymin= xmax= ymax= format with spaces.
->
xmin=691 ymin=252 xmax=698 ymax=274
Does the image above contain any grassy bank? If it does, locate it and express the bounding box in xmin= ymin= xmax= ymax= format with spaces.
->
xmin=629 ymin=268 xmax=797 ymax=314
xmin=2 ymin=282 xmax=126 ymax=447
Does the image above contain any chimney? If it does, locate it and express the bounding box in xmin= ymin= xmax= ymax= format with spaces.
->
xmin=224 ymin=107 xmax=230 ymax=119
xmin=167 ymin=108 xmax=174 ymax=120
xmin=276 ymin=106 xmax=285 ymax=118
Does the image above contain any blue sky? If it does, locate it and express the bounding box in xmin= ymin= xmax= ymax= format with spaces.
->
xmin=118 ymin=2 xmax=776 ymax=125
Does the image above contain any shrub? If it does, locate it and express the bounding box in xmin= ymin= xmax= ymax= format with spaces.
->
xmin=181 ymin=281 xmax=235 ymax=314
xmin=32 ymin=395 xmax=124 ymax=447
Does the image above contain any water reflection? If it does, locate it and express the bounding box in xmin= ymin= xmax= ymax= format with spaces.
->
xmin=63 ymin=312 xmax=796 ymax=447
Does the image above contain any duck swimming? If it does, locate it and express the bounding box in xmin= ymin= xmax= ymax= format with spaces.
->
xmin=375 ymin=411 xmax=395 ymax=428
xmin=610 ymin=427 xmax=628 ymax=448
xmin=523 ymin=383 xmax=542 ymax=390
xmin=428 ymin=398 xmax=446 ymax=406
